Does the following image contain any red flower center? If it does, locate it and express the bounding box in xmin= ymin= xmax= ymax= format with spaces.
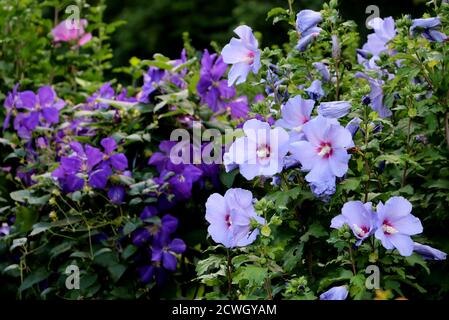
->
xmin=317 ymin=142 xmax=333 ymax=158
xmin=225 ymin=214 xmax=232 ymax=227
xmin=382 ymin=220 xmax=398 ymax=235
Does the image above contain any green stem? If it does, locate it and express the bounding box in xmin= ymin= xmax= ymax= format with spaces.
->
xmin=226 ymin=249 xmax=233 ymax=299
xmin=402 ymin=118 xmax=412 ymax=187
xmin=348 ymin=244 xmax=356 ymax=275
xmin=445 ymin=112 xmax=449 ymax=151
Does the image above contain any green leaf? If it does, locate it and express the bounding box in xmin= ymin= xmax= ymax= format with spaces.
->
xmin=19 ymin=268 xmax=50 ymax=292
xmin=300 ymin=222 xmax=328 ymax=242
xmin=196 ymin=255 xmax=225 ymax=276
xmin=233 ymin=266 xmax=268 ymax=287
xmin=14 ymin=206 xmax=38 ymax=233
xmin=108 ymin=264 xmax=127 ymax=282
xmin=341 ymin=178 xmax=360 ymax=191
xmin=405 ymin=254 xmax=430 ymax=274
xmin=50 ymin=241 xmax=74 ymax=259
xmin=122 ymin=245 xmax=138 ymax=260
xmin=10 ymin=238 xmax=27 ymax=251
xmin=30 ymin=222 xmax=51 ymax=236
xmin=10 ymin=190 xmax=32 ymax=203
xmin=219 ymin=169 xmax=239 ymax=188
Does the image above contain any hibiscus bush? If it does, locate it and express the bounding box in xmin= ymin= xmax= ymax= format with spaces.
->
xmin=0 ymin=0 xmax=448 ymax=300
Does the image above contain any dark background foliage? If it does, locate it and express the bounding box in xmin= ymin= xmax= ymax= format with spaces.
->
xmin=105 ymin=0 xmax=426 ymax=68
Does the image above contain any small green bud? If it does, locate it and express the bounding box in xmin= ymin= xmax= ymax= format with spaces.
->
xmin=261 ymin=225 xmax=271 ymax=237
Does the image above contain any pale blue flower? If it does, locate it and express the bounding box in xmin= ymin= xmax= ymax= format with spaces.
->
xmin=224 ymin=119 xmax=289 ymax=180
xmin=290 ymin=116 xmax=354 ymax=183
xmin=375 ymin=197 xmax=423 ymax=256
xmin=222 ymin=25 xmax=261 ymax=86
xmin=317 ymin=101 xmax=351 ymax=119
xmin=320 ymin=285 xmax=349 ymax=300
xmin=331 ymin=201 xmax=377 ymax=245
xmin=205 ymin=188 xmax=265 ymax=248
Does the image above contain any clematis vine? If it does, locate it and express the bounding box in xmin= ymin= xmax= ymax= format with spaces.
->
xmin=205 ymin=188 xmax=265 ymax=248
xmin=222 ymin=25 xmax=261 ymax=86
xmin=11 ymin=86 xmax=65 ymax=138
xmin=197 ymin=49 xmax=236 ymax=112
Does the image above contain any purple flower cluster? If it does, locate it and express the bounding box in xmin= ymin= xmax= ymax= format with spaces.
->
xmin=3 ymin=85 xmax=65 ymax=139
xmin=133 ymin=206 xmax=186 ymax=284
xmin=197 ymin=50 xmax=236 ymax=112
xmin=330 ymin=197 xmax=440 ymax=257
xmin=148 ymin=140 xmax=220 ymax=202
xmin=137 ymin=50 xmax=188 ymax=103
xmin=52 ymin=137 xmax=129 ymax=204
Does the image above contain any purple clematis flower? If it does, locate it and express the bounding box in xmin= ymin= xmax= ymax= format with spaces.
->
xmin=108 ymin=186 xmax=125 ymax=205
xmin=296 ymin=10 xmax=323 ymax=52
xmin=375 ymin=196 xmax=423 ymax=256
xmin=86 ymin=83 xmax=115 ymax=110
xmin=224 ymin=119 xmax=289 ymax=180
xmin=100 ymin=138 xmax=128 ymax=171
xmin=290 ymin=116 xmax=354 ymax=183
xmin=148 ymin=140 xmax=179 ymax=173
xmin=222 ymin=25 xmax=261 ymax=86
xmin=331 ymin=201 xmax=377 ymax=245
xmin=3 ymin=84 xmax=19 ymax=130
xmin=317 ymin=101 xmax=351 ymax=119
xmin=17 ymin=85 xmax=65 ymax=130
xmin=411 ymin=17 xmax=448 ymax=42
xmin=151 ymin=238 xmax=186 ymax=271
xmin=205 ymin=188 xmax=265 ymax=248
xmin=228 ymin=96 xmax=249 ymax=119
xmin=133 ymin=213 xmax=178 ymax=247
xmin=306 ymin=80 xmax=325 ymax=101
xmin=355 ymin=72 xmax=391 ymax=118
xmin=320 ymin=285 xmax=349 ymax=300
xmin=51 ymin=19 xmax=92 ymax=47
xmin=197 ymin=50 xmax=236 ymax=112
xmin=52 ymin=141 xmax=105 ymax=192
xmin=412 ymin=242 xmax=447 ymax=261
xmin=275 ymin=95 xmax=315 ymax=142
xmin=138 ymin=67 xmax=166 ymax=103
xmin=166 ymin=165 xmax=203 ymax=200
